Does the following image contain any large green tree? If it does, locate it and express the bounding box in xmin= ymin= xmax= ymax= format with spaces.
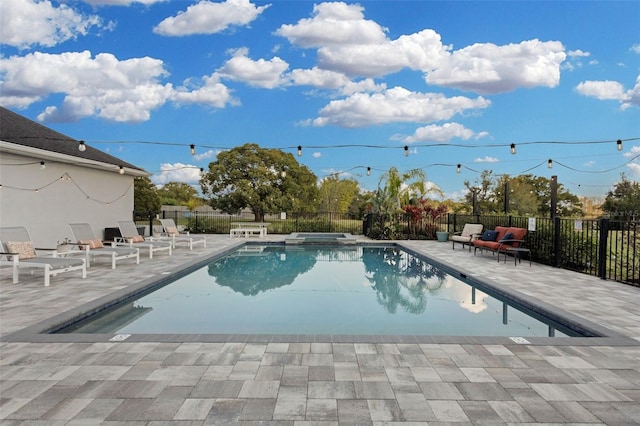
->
xmin=318 ymin=175 xmax=360 ymax=213
xmin=601 ymin=173 xmax=640 ymax=222
xmin=157 ymin=182 xmax=201 ymax=206
xmin=134 ymin=176 xmax=161 ymax=213
xmin=200 ymin=143 xmax=319 ymax=221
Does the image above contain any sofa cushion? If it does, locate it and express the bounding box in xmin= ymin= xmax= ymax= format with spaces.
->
xmin=502 ymin=232 xmax=514 ymax=241
xmin=481 ymin=230 xmax=498 ymax=241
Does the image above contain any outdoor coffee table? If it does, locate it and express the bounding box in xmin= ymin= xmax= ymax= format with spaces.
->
xmin=503 ymin=247 xmax=531 ymax=266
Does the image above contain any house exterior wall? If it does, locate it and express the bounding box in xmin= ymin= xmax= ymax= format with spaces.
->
xmin=0 ymin=152 xmax=134 ymax=248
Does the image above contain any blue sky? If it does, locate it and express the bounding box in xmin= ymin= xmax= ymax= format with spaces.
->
xmin=2 ymin=0 xmax=639 ymax=200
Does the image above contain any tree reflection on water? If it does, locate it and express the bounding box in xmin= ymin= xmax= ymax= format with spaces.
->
xmin=363 ymin=247 xmax=447 ymax=314
xmin=208 ymin=246 xmax=317 ymax=295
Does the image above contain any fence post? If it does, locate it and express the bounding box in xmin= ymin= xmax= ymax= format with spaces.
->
xmin=553 ymin=217 xmax=561 ymax=267
xmin=598 ymin=218 xmax=609 ymax=280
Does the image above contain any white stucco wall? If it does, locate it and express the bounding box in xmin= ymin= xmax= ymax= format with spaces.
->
xmin=0 ymin=152 xmax=135 ymax=247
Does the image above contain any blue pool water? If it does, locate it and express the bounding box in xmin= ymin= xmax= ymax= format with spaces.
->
xmin=61 ymin=245 xmax=577 ymax=337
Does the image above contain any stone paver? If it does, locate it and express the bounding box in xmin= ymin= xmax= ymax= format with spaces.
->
xmin=1 ymin=234 xmax=639 ymax=424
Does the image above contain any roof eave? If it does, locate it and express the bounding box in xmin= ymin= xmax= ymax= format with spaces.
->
xmin=0 ymin=141 xmax=150 ymax=177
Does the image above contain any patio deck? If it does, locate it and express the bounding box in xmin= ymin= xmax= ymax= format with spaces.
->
xmin=1 ymin=234 xmax=639 ymax=424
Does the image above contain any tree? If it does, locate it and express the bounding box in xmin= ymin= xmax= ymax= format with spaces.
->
xmin=157 ymin=182 xmax=201 ymax=206
xmin=379 ymin=166 xmax=428 ymax=211
xmin=601 ymin=173 xmax=640 ymax=222
xmin=464 ymin=172 xmax=582 ymax=216
xmin=134 ymin=176 xmax=161 ymax=213
xmin=200 ymin=143 xmax=319 ymax=221
xmin=318 ymin=176 xmax=360 ymax=213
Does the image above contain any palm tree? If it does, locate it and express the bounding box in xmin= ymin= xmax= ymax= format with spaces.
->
xmin=379 ymin=167 xmax=427 ymax=212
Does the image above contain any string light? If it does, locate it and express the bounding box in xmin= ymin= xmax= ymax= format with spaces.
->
xmin=297 ymin=145 xmax=302 ymax=157
xmin=404 ymin=145 xmax=409 ymax=157
xmin=548 ymin=159 xmax=553 ymax=169
xmin=78 ymin=141 xmax=86 ymax=152
xmin=0 ymin=172 xmax=132 ymax=204
xmin=190 ymin=144 xmax=195 ymax=155
xmin=510 ymin=143 xmax=516 ymax=155
xmin=40 ymin=161 xmax=46 ymax=169
xmin=119 ymin=166 xmax=125 ymax=174
xmin=617 ymin=139 xmax=622 ymax=151
xmin=367 ymin=167 xmax=371 ymax=176
xmin=456 ymin=164 xmax=461 ymax=174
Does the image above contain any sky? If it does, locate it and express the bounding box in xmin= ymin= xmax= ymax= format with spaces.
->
xmin=1 ymin=0 xmax=639 ymax=201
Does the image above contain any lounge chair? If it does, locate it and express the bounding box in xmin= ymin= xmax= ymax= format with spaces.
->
xmin=0 ymin=226 xmax=86 ymax=287
xmin=158 ymin=218 xmax=207 ymax=250
xmin=69 ymin=223 xmax=140 ymax=269
xmin=114 ymin=221 xmax=172 ymax=259
xmin=451 ymin=223 xmax=483 ymax=251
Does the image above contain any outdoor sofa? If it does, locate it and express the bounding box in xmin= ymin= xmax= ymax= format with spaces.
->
xmin=472 ymin=226 xmax=527 ymax=258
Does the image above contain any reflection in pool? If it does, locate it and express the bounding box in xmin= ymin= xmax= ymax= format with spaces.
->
xmin=60 ymin=245 xmax=576 ymax=337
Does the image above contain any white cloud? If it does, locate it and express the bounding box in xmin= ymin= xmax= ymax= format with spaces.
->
xmin=275 ymin=2 xmax=387 ymax=48
xmin=631 ymin=44 xmax=640 ymax=54
xmin=0 ymin=50 xmax=237 ymax=122
xmin=0 ymin=0 xmax=103 ymax=48
xmin=628 ymin=162 xmax=640 ymax=177
xmin=151 ymin=163 xmax=203 ymax=185
xmin=575 ymin=75 xmax=640 ymax=110
xmin=583 ymin=160 xmax=595 ymax=167
xmin=154 ymin=0 xmax=270 ymax=36
xmin=310 ymin=87 xmax=490 ymax=128
xmin=193 ymin=149 xmax=219 ymax=162
xmin=403 ymin=122 xmax=483 ymax=143
xmin=313 ymin=152 xmax=322 ymax=158
xmin=276 ymin=2 xmax=566 ymax=94
xmin=287 ymin=67 xmax=386 ymax=95
xmin=425 ymin=39 xmax=566 ymax=94
xmin=623 ymin=145 xmax=640 ymax=158
xmin=474 ymin=156 xmax=499 ymax=163
xmin=171 ymin=74 xmax=236 ymax=108
xmin=317 ymin=29 xmax=449 ymax=78
xmin=216 ymin=49 xmax=289 ymax=89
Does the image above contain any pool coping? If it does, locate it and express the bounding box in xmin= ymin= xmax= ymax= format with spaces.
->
xmin=3 ymin=241 xmax=638 ymax=347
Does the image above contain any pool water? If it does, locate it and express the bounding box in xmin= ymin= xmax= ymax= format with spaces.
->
xmin=61 ymin=245 xmax=576 ymax=337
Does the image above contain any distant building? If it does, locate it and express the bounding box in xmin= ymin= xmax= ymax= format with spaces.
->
xmin=0 ymin=106 xmax=149 ymax=247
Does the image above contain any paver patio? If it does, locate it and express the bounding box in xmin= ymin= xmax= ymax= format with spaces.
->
xmin=1 ymin=234 xmax=639 ymax=424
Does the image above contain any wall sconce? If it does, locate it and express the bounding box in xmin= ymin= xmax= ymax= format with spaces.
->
xmin=617 ymin=139 xmax=622 ymax=151
xmin=456 ymin=164 xmax=461 ymax=174
xmin=78 ymin=141 xmax=86 ymax=152
xmin=366 ymin=167 xmax=371 ymax=176
xmin=404 ymin=145 xmax=409 ymax=157
xmin=510 ymin=143 xmax=516 ymax=155
xmin=297 ymin=145 xmax=302 ymax=156
xmin=547 ymin=159 xmax=553 ymax=169
xmin=190 ymin=144 xmax=195 ymax=155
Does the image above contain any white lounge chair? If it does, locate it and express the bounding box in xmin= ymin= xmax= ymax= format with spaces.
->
xmin=0 ymin=226 xmax=86 ymax=287
xmin=158 ymin=218 xmax=207 ymax=250
xmin=69 ymin=223 xmax=140 ymax=269
xmin=115 ymin=221 xmax=172 ymax=259
xmin=452 ymin=223 xmax=484 ymax=251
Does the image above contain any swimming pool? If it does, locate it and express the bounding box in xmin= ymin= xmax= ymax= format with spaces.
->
xmin=58 ymin=244 xmax=583 ymax=337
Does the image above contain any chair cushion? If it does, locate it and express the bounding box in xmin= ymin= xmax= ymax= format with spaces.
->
xmin=481 ymin=230 xmax=498 ymax=241
xmin=79 ymin=239 xmax=104 ymax=249
xmin=127 ymin=235 xmax=144 ymax=243
xmin=166 ymin=226 xmax=179 ymax=236
xmin=6 ymin=241 xmax=36 ymax=259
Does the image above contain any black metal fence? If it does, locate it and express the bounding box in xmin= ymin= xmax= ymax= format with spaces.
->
xmin=133 ymin=210 xmax=639 ymax=286
xmin=134 ymin=209 xmax=364 ymax=236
